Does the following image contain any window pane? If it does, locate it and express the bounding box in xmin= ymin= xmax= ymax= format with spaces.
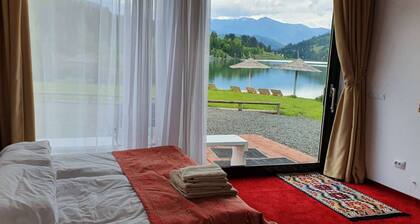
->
xmin=207 ymin=0 xmax=333 ymax=167
xmin=29 ymin=0 xmax=124 ymax=153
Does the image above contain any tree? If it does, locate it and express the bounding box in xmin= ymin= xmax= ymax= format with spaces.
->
xmin=224 ymin=33 xmax=236 ymax=40
xmin=249 ymin=36 xmax=258 ymax=47
xmin=209 ymin=32 xmax=278 ymax=59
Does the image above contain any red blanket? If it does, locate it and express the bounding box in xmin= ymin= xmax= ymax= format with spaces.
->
xmin=113 ymin=146 xmax=270 ymax=224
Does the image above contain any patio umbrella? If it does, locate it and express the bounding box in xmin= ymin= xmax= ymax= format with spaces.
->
xmin=279 ymin=58 xmax=321 ymax=96
xmin=229 ymin=58 xmax=270 ymax=87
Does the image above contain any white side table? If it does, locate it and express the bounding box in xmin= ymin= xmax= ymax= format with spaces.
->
xmin=206 ymin=135 xmax=248 ymax=166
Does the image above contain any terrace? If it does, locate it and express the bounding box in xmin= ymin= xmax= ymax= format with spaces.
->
xmin=206 ymin=134 xmax=317 ymax=166
xmin=206 ymin=88 xmax=323 ymax=166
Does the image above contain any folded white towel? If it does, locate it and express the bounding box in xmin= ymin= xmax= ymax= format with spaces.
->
xmin=170 ymin=170 xmax=230 ymax=192
xmin=179 ymin=164 xmax=227 ymax=183
xmin=170 ymin=181 xmax=237 ymax=199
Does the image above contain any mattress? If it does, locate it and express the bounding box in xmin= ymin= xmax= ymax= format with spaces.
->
xmin=2 ymin=142 xmax=269 ymax=224
xmin=52 ymin=152 xmax=122 ymax=179
xmin=52 ymin=153 xmax=150 ymax=224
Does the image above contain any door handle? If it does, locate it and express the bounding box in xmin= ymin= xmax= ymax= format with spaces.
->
xmin=329 ymin=84 xmax=336 ymax=113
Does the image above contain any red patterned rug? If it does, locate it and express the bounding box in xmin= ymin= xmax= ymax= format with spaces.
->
xmin=278 ymin=173 xmax=408 ymax=221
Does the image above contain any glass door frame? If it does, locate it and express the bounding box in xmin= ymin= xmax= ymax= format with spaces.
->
xmin=222 ymin=27 xmax=341 ymax=177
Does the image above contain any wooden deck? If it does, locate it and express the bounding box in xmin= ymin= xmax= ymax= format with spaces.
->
xmin=206 ymin=134 xmax=317 ymax=164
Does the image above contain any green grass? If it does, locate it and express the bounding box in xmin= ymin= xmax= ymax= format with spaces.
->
xmin=33 ymin=81 xmax=122 ymax=103
xmin=33 ymin=82 xmax=323 ymax=120
xmin=34 ymin=81 xmax=118 ymax=96
xmin=208 ymin=90 xmax=323 ymax=120
xmin=253 ymin=52 xmax=284 ymax=60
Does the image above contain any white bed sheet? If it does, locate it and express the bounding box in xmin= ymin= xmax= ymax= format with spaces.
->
xmin=52 ymin=152 xmax=122 ymax=179
xmin=52 ymin=153 xmax=150 ymax=224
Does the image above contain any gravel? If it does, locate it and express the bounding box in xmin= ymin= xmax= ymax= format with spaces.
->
xmin=207 ymin=108 xmax=322 ymax=157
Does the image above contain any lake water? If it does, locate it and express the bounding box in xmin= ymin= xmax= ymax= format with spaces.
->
xmin=209 ymin=59 xmax=328 ymax=99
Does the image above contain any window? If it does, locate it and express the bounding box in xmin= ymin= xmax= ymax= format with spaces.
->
xmin=29 ymin=0 xmax=210 ymax=162
xmin=206 ymin=0 xmax=337 ymax=170
xmin=29 ymin=1 xmax=129 ymax=153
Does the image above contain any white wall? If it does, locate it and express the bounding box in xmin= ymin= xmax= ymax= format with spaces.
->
xmin=366 ymin=0 xmax=420 ymax=199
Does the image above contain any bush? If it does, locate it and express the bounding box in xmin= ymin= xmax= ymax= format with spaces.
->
xmin=315 ymin=94 xmax=324 ymax=102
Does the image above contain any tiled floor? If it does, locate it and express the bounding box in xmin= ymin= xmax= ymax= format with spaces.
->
xmin=206 ymin=134 xmax=317 ymax=165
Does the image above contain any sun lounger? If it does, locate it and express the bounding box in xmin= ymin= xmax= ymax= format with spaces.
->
xmin=208 ymin=83 xmax=217 ymax=90
xmin=230 ymin=86 xmax=241 ymax=93
xmin=271 ymin=89 xmax=283 ymax=97
xmin=246 ymin=87 xmax=257 ymax=94
xmin=258 ymin=88 xmax=271 ymax=95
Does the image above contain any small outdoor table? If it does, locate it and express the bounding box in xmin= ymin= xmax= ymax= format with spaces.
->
xmin=206 ymin=135 xmax=248 ymax=166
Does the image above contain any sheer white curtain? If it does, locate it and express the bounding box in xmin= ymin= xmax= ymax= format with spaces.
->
xmin=156 ymin=0 xmax=210 ymax=163
xmin=29 ymin=0 xmax=209 ymax=163
xmin=120 ymin=0 xmax=155 ymax=149
xmin=29 ymin=0 xmax=125 ymax=153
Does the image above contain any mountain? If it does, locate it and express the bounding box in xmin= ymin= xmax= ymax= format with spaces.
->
xmin=254 ymin=35 xmax=284 ymax=50
xmin=279 ymin=33 xmax=331 ymax=61
xmin=211 ymin=17 xmax=330 ymax=48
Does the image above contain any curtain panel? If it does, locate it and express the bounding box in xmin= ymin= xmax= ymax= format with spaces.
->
xmin=0 ymin=0 xmax=35 ymax=149
xmin=157 ymin=0 xmax=210 ymax=163
xmin=28 ymin=0 xmax=209 ymax=163
xmin=324 ymin=0 xmax=375 ymax=183
xmin=121 ymin=0 xmax=209 ymax=163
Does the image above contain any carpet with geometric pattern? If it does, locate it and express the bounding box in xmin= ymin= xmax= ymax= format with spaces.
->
xmin=278 ymin=173 xmax=408 ymax=221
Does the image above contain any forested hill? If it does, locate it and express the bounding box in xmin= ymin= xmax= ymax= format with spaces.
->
xmin=278 ymin=33 xmax=331 ymax=62
xmin=210 ymin=32 xmax=279 ymax=59
xmin=211 ymin=17 xmax=329 ymax=47
xmin=210 ymin=31 xmax=332 ymax=61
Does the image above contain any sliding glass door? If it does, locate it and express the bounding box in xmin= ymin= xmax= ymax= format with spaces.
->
xmin=206 ymin=0 xmax=339 ymax=173
xmin=29 ymin=0 xmax=125 ymax=153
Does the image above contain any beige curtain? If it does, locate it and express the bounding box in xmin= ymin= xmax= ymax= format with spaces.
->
xmin=324 ymin=0 xmax=375 ymax=183
xmin=0 ymin=0 xmax=35 ymax=149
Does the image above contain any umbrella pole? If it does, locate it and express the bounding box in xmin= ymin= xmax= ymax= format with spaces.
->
xmin=293 ymin=71 xmax=298 ymax=96
xmin=248 ymin=70 xmax=251 ymax=87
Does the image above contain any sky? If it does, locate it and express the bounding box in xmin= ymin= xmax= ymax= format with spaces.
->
xmin=211 ymin=0 xmax=333 ymax=28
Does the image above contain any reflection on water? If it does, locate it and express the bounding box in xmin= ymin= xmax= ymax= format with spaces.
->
xmin=209 ymin=59 xmax=328 ymax=99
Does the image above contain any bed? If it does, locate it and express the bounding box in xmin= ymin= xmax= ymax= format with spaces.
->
xmin=0 ymin=141 xmax=270 ymax=224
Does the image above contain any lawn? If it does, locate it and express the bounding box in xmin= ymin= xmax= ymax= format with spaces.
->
xmin=33 ymin=82 xmax=323 ymax=120
xmin=208 ymin=90 xmax=324 ymax=120
xmin=253 ymin=52 xmax=284 ymax=60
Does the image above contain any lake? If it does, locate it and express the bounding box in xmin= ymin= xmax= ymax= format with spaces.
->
xmin=209 ymin=59 xmax=328 ymax=99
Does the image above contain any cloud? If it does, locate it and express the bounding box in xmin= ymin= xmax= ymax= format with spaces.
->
xmin=211 ymin=0 xmax=333 ymax=28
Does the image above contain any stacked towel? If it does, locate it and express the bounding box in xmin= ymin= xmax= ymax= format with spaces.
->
xmin=170 ymin=164 xmax=237 ymax=199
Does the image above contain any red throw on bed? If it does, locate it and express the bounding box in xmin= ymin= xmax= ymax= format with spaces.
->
xmin=113 ymin=146 xmax=271 ymax=224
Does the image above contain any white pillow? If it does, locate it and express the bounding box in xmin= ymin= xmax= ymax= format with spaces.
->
xmin=0 ymin=164 xmax=58 ymax=224
xmin=0 ymin=141 xmax=52 ymax=166
xmin=1 ymin=141 xmax=51 ymax=154
xmin=52 ymin=152 xmax=122 ymax=179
